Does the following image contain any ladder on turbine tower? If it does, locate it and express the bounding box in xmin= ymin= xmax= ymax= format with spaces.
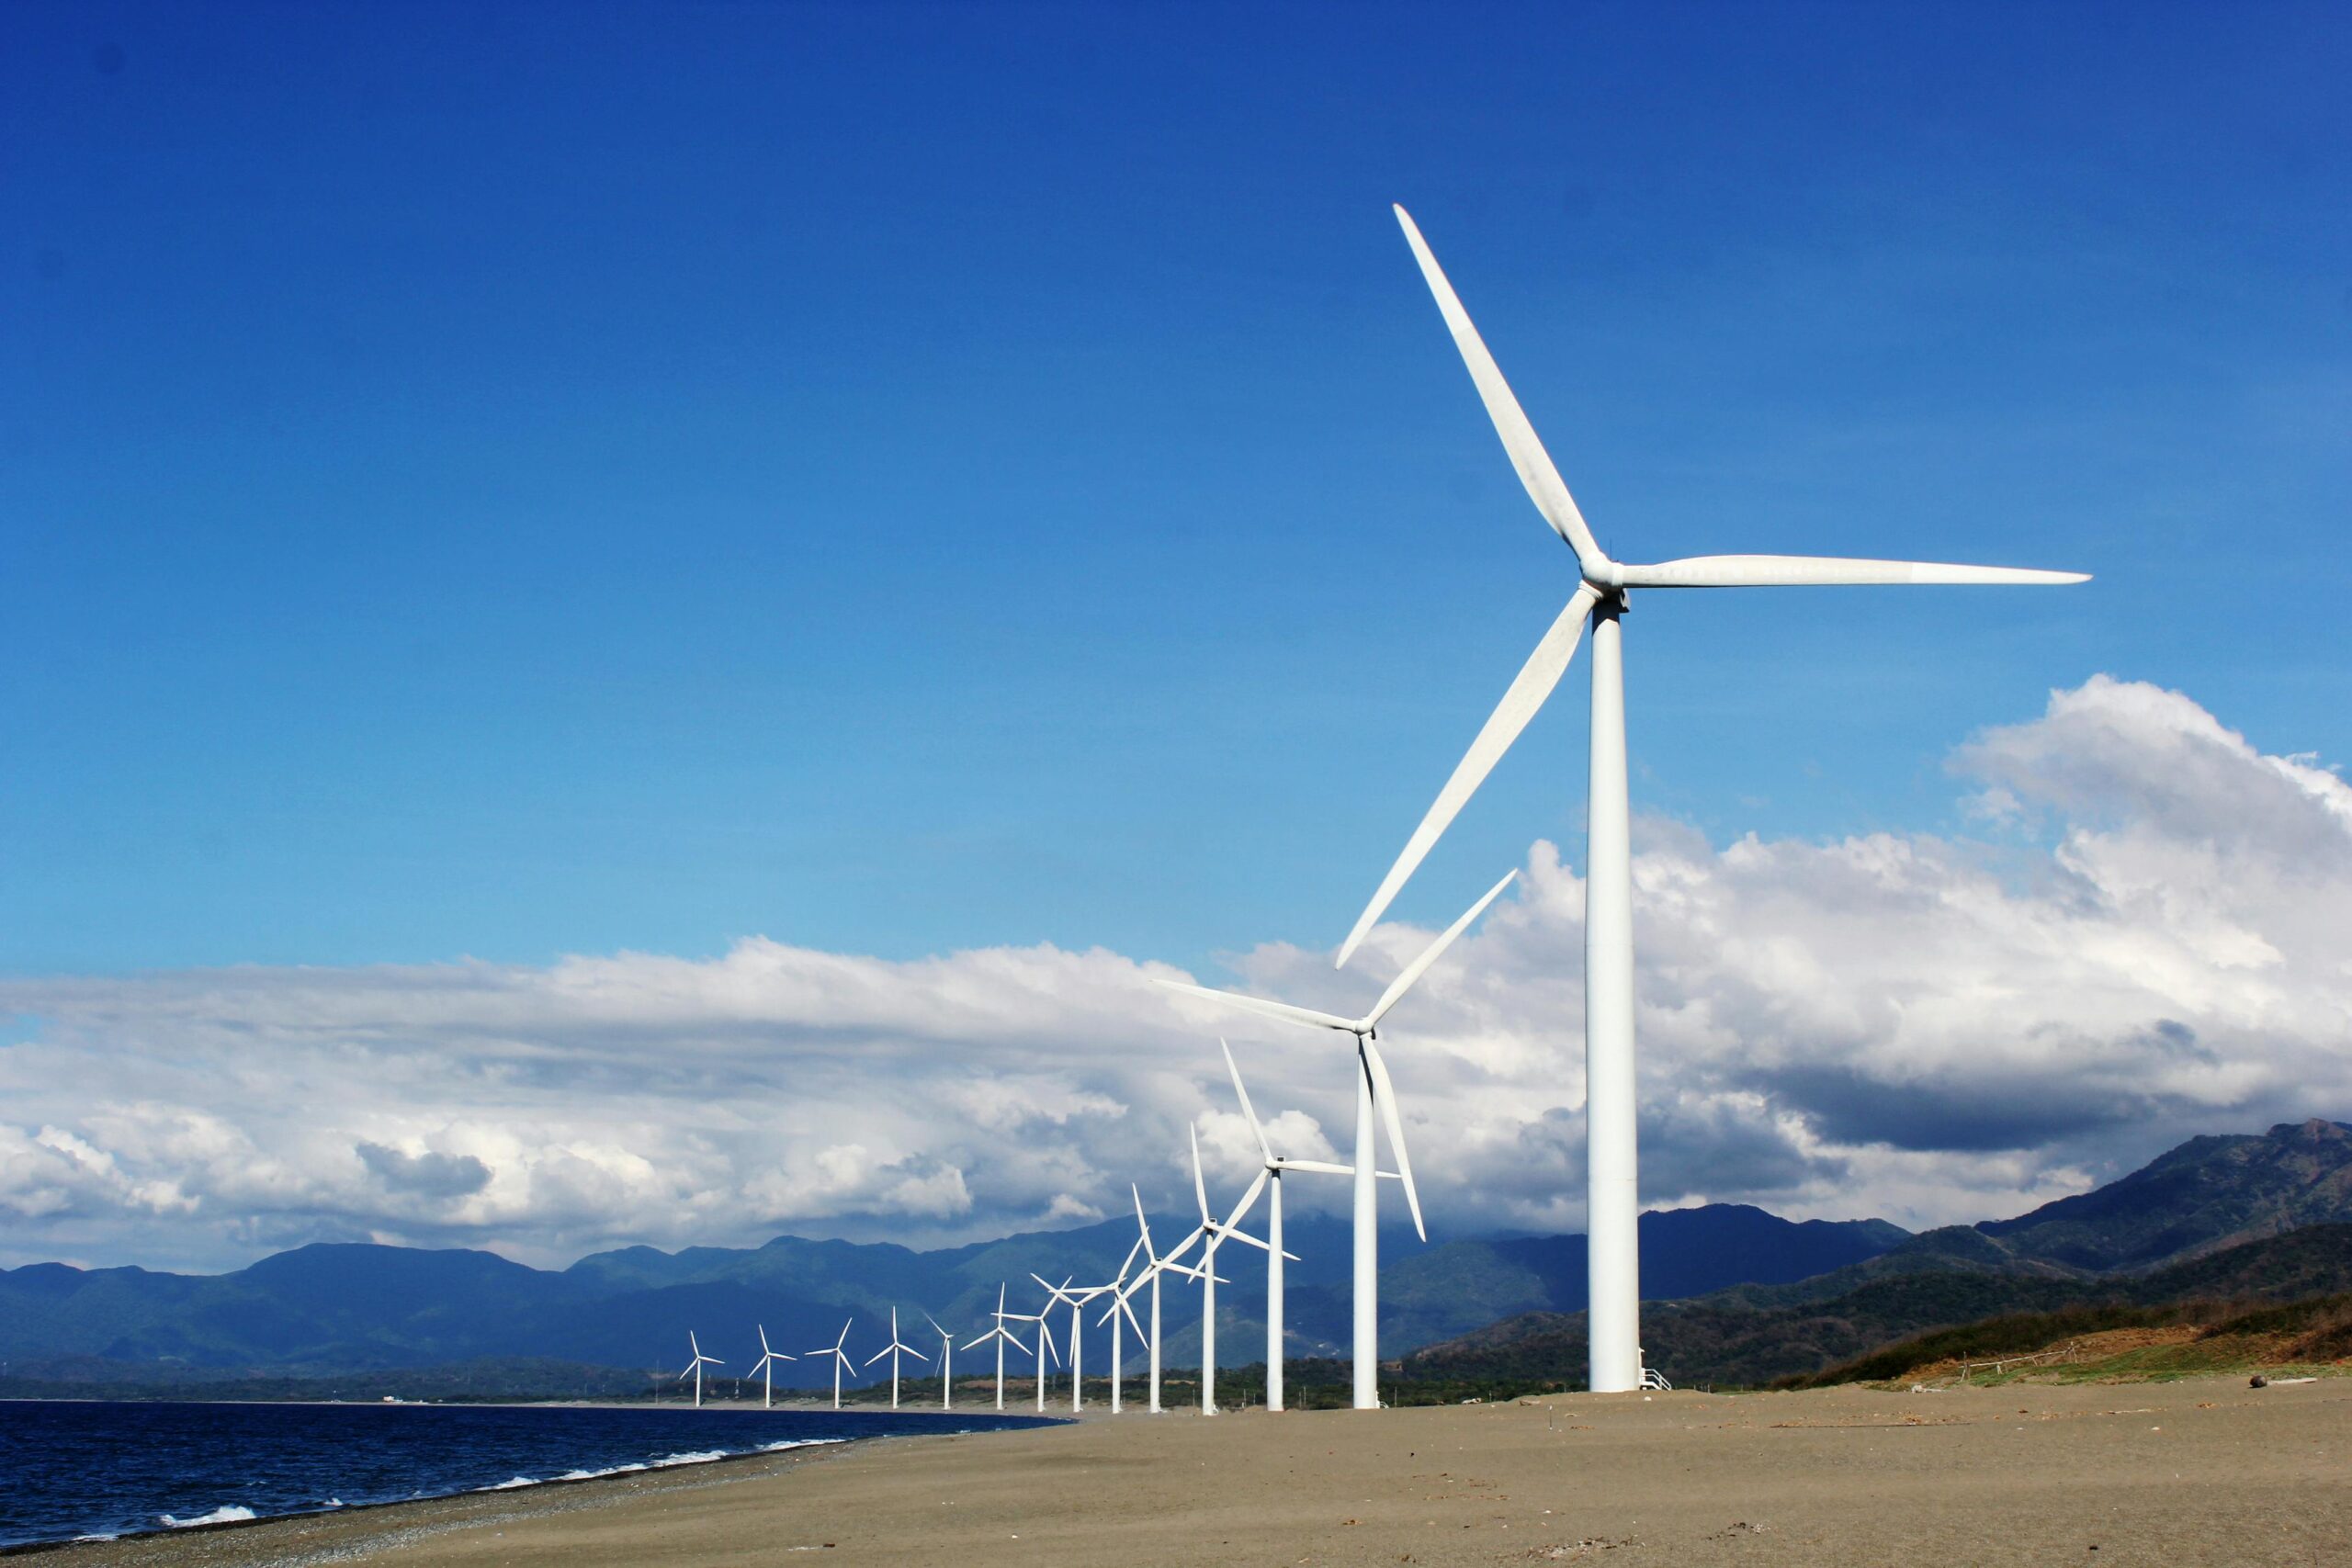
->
xmin=1637 ymin=1350 xmax=1671 ymax=1393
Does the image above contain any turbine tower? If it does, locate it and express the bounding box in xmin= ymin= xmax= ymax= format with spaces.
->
xmin=1340 ymin=205 xmax=2090 ymax=1393
xmin=1105 ymin=1185 xmax=1199 ymax=1415
xmin=961 ymin=1284 xmax=1030 ymax=1412
xmin=747 ymin=1325 xmax=795 ymax=1410
xmin=1222 ymin=1039 xmax=1353 ymax=1413
xmin=677 ymin=1331 xmax=721 ymax=1409
xmin=807 ymin=1318 xmax=856 ymax=1409
xmin=923 ymin=1312 xmax=956 ymax=1409
xmin=1159 ymin=868 xmax=1514 ymax=1406
xmin=1091 ymin=1228 xmax=1148 ymax=1414
xmin=1182 ymin=1125 xmax=1282 ymax=1415
xmin=864 ymin=1307 xmax=928 ymax=1409
xmin=1001 ymin=1298 xmax=1060 ymax=1414
xmin=1030 ymin=1275 xmax=1107 ymax=1412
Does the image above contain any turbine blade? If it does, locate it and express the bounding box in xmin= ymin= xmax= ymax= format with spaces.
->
xmin=1611 ymin=555 xmax=2091 ymax=589
xmin=1336 ymin=588 xmax=1597 ymax=969
xmin=865 ymin=1345 xmax=891 ymax=1366
xmin=905 ymin=1345 xmax=929 ymax=1362
xmin=1362 ymin=1037 xmax=1426 ymax=1242
xmin=1156 ymin=977 xmax=1356 ymax=1034
xmin=1275 ymin=1158 xmax=1355 ymax=1177
xmin=1132 ymin=1184 xmax=1158 ymax=1262
xmin=1221 ymin=1039 xmax=1274 ymax=1166
xmin=1217 ymin=1168 xmax=1270 ymax=1237
xmin=1189 ymin=1125 xmax=1212 ymax=1224
xmin=1394 ymin=205 xmax=1604 ymax=568
xmin=1115 ymin=1291 xmax=1147 ymax=1341
xmin=1364 ymin=867 xmax=1516 ymax=1027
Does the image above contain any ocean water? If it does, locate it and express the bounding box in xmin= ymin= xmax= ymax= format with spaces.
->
xmin=0 ymin=1400 xmax=1058 ymax=1550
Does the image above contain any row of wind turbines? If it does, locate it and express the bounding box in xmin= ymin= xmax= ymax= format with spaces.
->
xmin=665 ymin=890 xmax=1506 ymax=1418
xmin=676 ymin=203 xmax=2085 ymax=1411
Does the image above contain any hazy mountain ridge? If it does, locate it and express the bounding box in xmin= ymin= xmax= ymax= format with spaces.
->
xmin=0 ymin=1206 xmax=1899 ymax=1389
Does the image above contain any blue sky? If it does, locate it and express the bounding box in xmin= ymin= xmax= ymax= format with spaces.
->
xmin=6 ymin=0 xmax=2346 ymax=981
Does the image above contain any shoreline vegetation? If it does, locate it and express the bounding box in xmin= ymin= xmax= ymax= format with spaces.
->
xmin=21 ymin=1374 xmax=2348 ymax=1567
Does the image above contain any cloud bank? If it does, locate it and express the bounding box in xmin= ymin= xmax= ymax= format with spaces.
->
xmin=4 ymin=676 xmax=2346 ymax=1272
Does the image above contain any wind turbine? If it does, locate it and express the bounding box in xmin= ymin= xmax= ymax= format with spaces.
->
xmin=1221 ymin=1039 xmax=1354 ymax=1413
xmin=808 ymin=1318 xmax=856 ymax=1410
xmin=1159 ymin=868 xmax=1514 ymax=1407
xmin=1001 ymin=1297 xmax=1061 ymax=1414
xmin=747 ymin=1325 xmax=795 ymax=1410
xmin=1335 ymin=204 xmax=2091 ymax=1393
xmin=1103 ymin=1185 xmax=1197 ymax=1415
xmin=677 ymin=1331 xmax=722 ymax=1409
xmin=961 ymin=1284 xmax=1030 ymax=1412
xmin=1089 ymin=1229 xmax=1149 ymax=1414
xmin=864 ymin=1307 xmax=929 ymax=1409
xmin=923 ymin=1313 xmax=957 ymax=1409
xmin=1030 ymin=1274 xmax=1108 ymax=1412
xmin=1183 ymin=1125 xmax=1283 ymax=1415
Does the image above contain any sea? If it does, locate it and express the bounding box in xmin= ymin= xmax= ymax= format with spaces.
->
xmin=0 ymin=1400 xmax=1059 ymax=1551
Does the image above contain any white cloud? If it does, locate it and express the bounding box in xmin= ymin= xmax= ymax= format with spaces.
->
xmin=2 ymin=676 xmax=2347 ymax=1272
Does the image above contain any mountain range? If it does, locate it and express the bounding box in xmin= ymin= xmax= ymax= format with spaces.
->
xmin=4 ymin=1118 xmax=2346 ymax=1393
xmin=1408 ymin=1118 xmax=2352 ymax=1387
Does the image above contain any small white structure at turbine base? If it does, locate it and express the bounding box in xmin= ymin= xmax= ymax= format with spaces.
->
xmin=1332 ymin=204 xmax=2087 ymax=1393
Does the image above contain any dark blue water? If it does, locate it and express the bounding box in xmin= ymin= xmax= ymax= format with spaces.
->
xmin=0 ymin=1401 xmax=1058 ymax=1550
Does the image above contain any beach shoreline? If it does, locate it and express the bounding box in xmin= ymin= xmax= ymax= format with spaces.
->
xmin=23 ymin=1372 xmax=2347 ymax=1567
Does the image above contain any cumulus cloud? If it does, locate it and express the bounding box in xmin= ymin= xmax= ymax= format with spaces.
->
xmin=2 ymin=676 xmax=2347 ymax=1272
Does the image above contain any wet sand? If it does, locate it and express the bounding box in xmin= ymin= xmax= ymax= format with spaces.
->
xmin=36 ymin=1374 xmax=2351 ymax=1567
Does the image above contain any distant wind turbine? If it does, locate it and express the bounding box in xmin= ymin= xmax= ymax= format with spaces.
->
xmin=1159 ymin=868 xmax=1513 ymax=1407
xmin=1090 ymin=1227 xmax=1149 ymax=1414
xmin=807 ymin=1318 xmax=856 ymax=1410
xmin=747 ymin=1325 xmax=795 ymax=1410
xmin=1334 ymin=205 xmax=2089 ymax=1392
xmin=961 ymin=1284 xmax=1030 ymax=1412
xmin=1031 ymin=1274 xmax=1108 ymax=1412
xmin=1183 ymin=1125 xmax=1284 ymax=1415
xmin=864 ymin=1307 xmax=928 ymax=1409
xmin=1002 ymin=1297 xmax=1060 ymax=1414
xmin=1222 ymin=1039 xmax=1354 ymax=1413
xmin=923 ymin=1312 xmax=956 ymax=1409
xmin=677 ymin=1331 xmax=722 ymax=1409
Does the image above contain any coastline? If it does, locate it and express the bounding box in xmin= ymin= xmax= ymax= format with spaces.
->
xmin=23 ymin=1373 xmax=2348 ymax=1567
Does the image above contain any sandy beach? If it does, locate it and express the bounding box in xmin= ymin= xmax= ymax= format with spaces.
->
xmin=32 ymin=1373 xmax=2347 ymax=1567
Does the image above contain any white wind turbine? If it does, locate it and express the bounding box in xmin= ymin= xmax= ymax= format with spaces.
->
xmin=1337 ymin=204 xmax=2090 ymax=1393
xmin=961 ymin=1284 xmax=1031 ymax=1412
xmin=1159 ymin=868 xmax=1515 ymax=1408
xmin=1030 ymin=1274 xmax=1110 ymax=1412
xmin=747 ymin=1325 xmax=795 ymax=1410
xmin=807 ymin=1318 xmax=856 ymax=1409
xmin=1182 ymin=1124 xmax=1284 ymax=1416
xmin=1102 ymin=1185 xmax=1203 ymax=1415
xmin=1001 ymin=1296 xmax=1061 ymax=1413
xmin=1088 ymin=1228 xmax=1150 ymax=1414
xmin=864 ymin=1307 xmax=928 ymax=1409
xmin=923 ymin=1312 xmax=956 ymax=1409
xmin=677 ymin=1331 xmax=722 ymax=1408
xmin=1221 ymin=1039 xmax=1355 ymax=1414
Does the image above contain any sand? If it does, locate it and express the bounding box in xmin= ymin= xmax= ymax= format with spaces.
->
xmin=34 ymin=1375 xmax=2350 ymax=1567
